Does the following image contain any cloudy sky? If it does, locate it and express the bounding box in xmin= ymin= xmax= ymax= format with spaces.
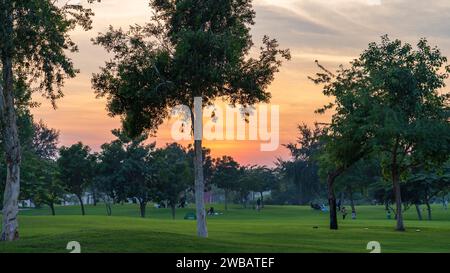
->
xmin=32 ymin=0 xmax=450 ymax=166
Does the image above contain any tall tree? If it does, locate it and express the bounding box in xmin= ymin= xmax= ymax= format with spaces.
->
xmin=57 ymin=142 xmax=95 ymax=216
xmin=122 ymin=139 xmax=155 ymax=218
xmin=242 ymin=165 xmax=276 ymax=208
xmin=21 ymin=121 xmax=62 ymax=215
xmin=92 ymin=0 xmax=290 ymax=238
xmin=0 ymin=82 xmax=35 ymax=210
xmin=283 ymin=121 xmax=367 ymax=229
xmin=311 ymin=36 xmax=450 ymax=231
xmin=23 ymin=158 xmax=64 ymax=216
xmin=363 ymin=37 xmax=450 ymax=230
xmin=211 ymin=156 xmax=240 ymax=210
xmin=152 ymin=143 xmax=192 ymax=219
xmin=0 ymin=0 xmax=96 ymax=241
xmin=310 ymin=64 xmax=374 ymax=230
xmin=236 ymin=166 xmax=252 ymax=208
xmin=96 ymin=130 xmax=129 ymax=215
xmin=279 ymin=124 xmax=324 ymax=205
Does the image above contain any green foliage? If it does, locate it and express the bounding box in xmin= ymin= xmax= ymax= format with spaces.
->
xmin=276 ymin=124 xmax=324 ymax=205
xmin=0 ymin=0 xmax=98 ymax=105
xmin=57 ymin=142 xmax=95 ymax=198
xmin=92 ymin=0 xmax=290 ymax=137
xmin=31 ymin=120 xmax=59 ymax=160
xmin=211 ymin=156 xmax=241 ymax=194
xmin=96 ymin=131 xmax=195 ymax=217
xmin=96 ymin=130 xmax=156 ymax=215
xmin=95 ymin=129 xmax=129 ymax=204
xmin=310 ymin=36 xmax=450 ymax=230
xmin=22 ymin=157 xmax=64 ymax=211
xmin=405 ymin=164 xmax=450 ymax=204
xmin=242 ymin=166 xmax=276 ymax=195
xmin=335 ymin=159 xmax=381 ymax=198
xmin=313 ymin=35 xmax=450 ymax=177
xmin=152 ymin=143 xmax=192 ymax=216
xmin=0 ymin=112 xmax=59 ymax=210
xmin=120 ymin=137 xmax=155 ymax=207
xmin=0 ymin=0 xmax=98 ymax=236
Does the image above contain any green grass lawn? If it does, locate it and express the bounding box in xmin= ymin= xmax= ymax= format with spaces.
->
xmin=0 ymin=203 xmax=449 ymax=253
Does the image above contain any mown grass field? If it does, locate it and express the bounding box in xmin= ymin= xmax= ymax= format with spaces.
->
xmin=0 ymin=203 xmax=449 ymax=253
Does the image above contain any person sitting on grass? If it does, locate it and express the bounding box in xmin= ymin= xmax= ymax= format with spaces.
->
xmin=341 ymin=206 xmax=348 ymax=220
xmin=207 ymin=207 xmax=215 ymax=216
xmin=310 ymin=202 xmax=319 ymax=210
xmin=256 ymin=198 xmax=261 ymax=212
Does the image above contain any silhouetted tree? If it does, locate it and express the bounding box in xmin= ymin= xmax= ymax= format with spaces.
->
xmin=95 ymin=132 xmax=128 ymax=215
xmin=152 ymin=143 xmax=192 ymax=219
xmin=211 ymin=156 xmax=240 ymax=210
xmin=120 ymin=134 xmax=156 ymax=218
xmin=92 ymin=0 xmax=290 ymax=237
xmin=58 ymin=143 xmax=95 ymax=216
xmin=278 ymin=124 xmax=324 ymax=205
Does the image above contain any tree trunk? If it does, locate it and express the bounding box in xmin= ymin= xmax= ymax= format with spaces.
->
xmin=415 ymin=203 xmax=422 ymax=221
xmin=392 ymin=169 xmax=405 ymax=231
xmin=425 ymin=200 xmax=432 ymax=221
xmin=0 ymin=11 xmax=21 ymax=240
xmin=349 ymin=187 xmax=356 ymax=215
xmin=327 ymin=172 xmax=338 ymax=230
xmin=194 ymin=139 xmax=208 ymax=238
xmin=171 ymin=204 xmax=176 ymax=220
xmin=327 ymin=168 xmax=345 ymax=230
xmin=328 ymin=189 xmax=338 ymax=230
xmin=105 ymin=202 xmax=112 ymax=216
xmin=76 ymin=195 xmax=85 ymax=216
xmin=139 ymin=201 xmax=147 ymax=218
xmin=50 ymin=202 xmax=56 ymax=216
xmin=391 ymin=139 xmax=405 ymax=231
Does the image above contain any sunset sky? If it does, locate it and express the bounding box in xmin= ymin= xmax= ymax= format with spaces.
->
xmin=31 ymin=0 xmax=450 ymax=166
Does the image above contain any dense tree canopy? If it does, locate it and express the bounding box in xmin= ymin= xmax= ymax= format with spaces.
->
xmin=311 ymin=35 xmax=450 ymax=231
xmin=278 ymin=124 xmax=324 ymax=205
xmin=57 ymin=142 xmax=95 ymax=216
xmin=211 ymin=156 xmax=240 ymax=210
xmin=152 ymin=143 xmax=192 ymax=219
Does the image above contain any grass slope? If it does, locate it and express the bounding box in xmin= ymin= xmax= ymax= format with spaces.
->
xmin=0 ymin=204 xmax=449 ymax=253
